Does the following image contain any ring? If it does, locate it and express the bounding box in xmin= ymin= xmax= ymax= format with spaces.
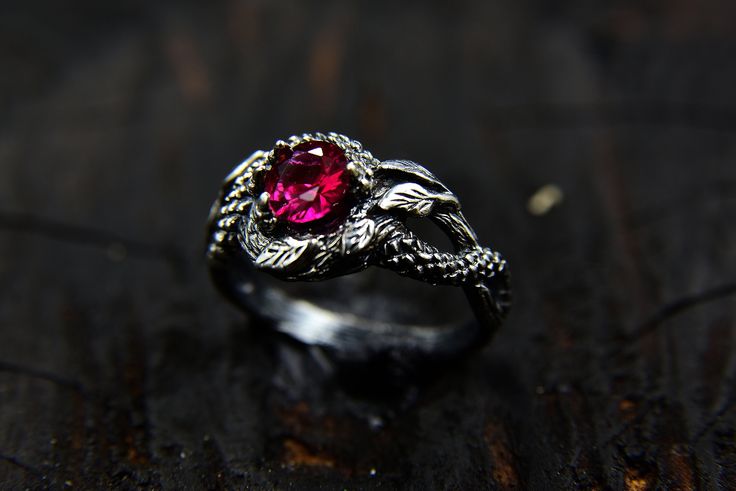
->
xmin=206 ymin=132 xmax=511 ymax=363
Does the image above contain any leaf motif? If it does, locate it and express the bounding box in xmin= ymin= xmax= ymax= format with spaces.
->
xmin=255 ymin=238 xmax=310 ymax=270
xmin=378 ymin=182 xmax=456 ymax=216
xmin=378 ymin=160 xmax=446 ymax=189
xmin=342 ymin=218 xmax=376 ymax=255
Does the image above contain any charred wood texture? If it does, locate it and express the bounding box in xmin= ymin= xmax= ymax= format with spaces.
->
xmin=1 ymin=1 xmax=736 ymax=489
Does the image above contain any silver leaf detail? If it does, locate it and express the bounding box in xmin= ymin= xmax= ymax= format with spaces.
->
xmin=342 ymin=218 xmax=376 ymax=255
xmin=378 ymin=183 xmax=458 ymax=216
xmin=255 ymin=238 xmax=310 ymax=270
xmin=379 ymin=160 xmax=446 ymax=190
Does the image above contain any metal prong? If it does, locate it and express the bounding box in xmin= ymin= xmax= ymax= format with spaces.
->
xmin=254 ymin=192 xmax=275 ymax=227
xmin=257 ymin=192 xmax=270 ymax=211
xmin=274 ymin=140 xmax=290 ymax=150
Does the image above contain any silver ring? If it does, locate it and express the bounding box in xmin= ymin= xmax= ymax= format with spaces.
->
xmin=206 ymin=132 xmax=511 ymax=363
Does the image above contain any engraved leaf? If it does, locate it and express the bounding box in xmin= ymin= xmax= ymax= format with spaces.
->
xmin=342 ymin=218 xmax=376 ymax=255
xmin=378 ymin=182 xmax=458 ymax=216
xmin=255 ymin=238 xmax=310 ymax=270
xmin=379 ymin=160 xmax=446 ymax=189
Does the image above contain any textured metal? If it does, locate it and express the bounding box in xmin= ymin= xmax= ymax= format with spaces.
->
xmin=206 ymin=132 xmax=511 ymax=360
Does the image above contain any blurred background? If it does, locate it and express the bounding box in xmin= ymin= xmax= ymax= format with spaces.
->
xmin=2 ymin=0 xmax=736 ymax=489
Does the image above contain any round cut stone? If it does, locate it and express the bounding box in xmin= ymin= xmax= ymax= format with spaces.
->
xmin=264 ymin=140 xmax=350 ymax=224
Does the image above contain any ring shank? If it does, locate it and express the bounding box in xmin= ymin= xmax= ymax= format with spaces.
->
xmin=209 ymin=254 xmax=498 ymax=363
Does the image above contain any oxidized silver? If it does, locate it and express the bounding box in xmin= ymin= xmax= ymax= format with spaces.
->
xmin=206 ymin=132 xmax=511 ymax=362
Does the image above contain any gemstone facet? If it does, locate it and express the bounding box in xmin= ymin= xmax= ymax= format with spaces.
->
xmin=264 ymin=140 xmax=350 ymax=224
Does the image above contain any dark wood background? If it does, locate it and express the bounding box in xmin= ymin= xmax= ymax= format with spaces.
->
xmin=2 ymin=1 xmax=736 ymax=489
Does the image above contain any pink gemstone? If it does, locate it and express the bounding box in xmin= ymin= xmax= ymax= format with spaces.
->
xmin=264 ymin=140 xmax=350 ymax=224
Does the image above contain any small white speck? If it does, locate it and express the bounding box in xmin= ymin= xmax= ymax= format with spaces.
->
xmin=370 ymin=468 xmax=377 ymax=477
xmin=368 ymin=416 xmax=384 ymax=431
xmin=180 ymin=451 xmax=187 ymax=459
xmin=527 ymin=184 xmax=564 ymax=216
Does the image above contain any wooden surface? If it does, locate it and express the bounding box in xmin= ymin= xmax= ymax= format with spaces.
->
xmin=2 ymin=1 xmax=736 ymax=489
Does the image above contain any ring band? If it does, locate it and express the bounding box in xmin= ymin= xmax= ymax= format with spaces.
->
xmin=206 ymin=132 xmax=511 ymax=362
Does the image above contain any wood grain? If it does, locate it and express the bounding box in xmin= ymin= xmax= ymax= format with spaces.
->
xmin=1 ymin=1 xmax=735 ymax=489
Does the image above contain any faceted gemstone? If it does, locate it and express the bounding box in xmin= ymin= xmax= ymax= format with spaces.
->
xmin=264 ymin=140 xmax=350 ymax=224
